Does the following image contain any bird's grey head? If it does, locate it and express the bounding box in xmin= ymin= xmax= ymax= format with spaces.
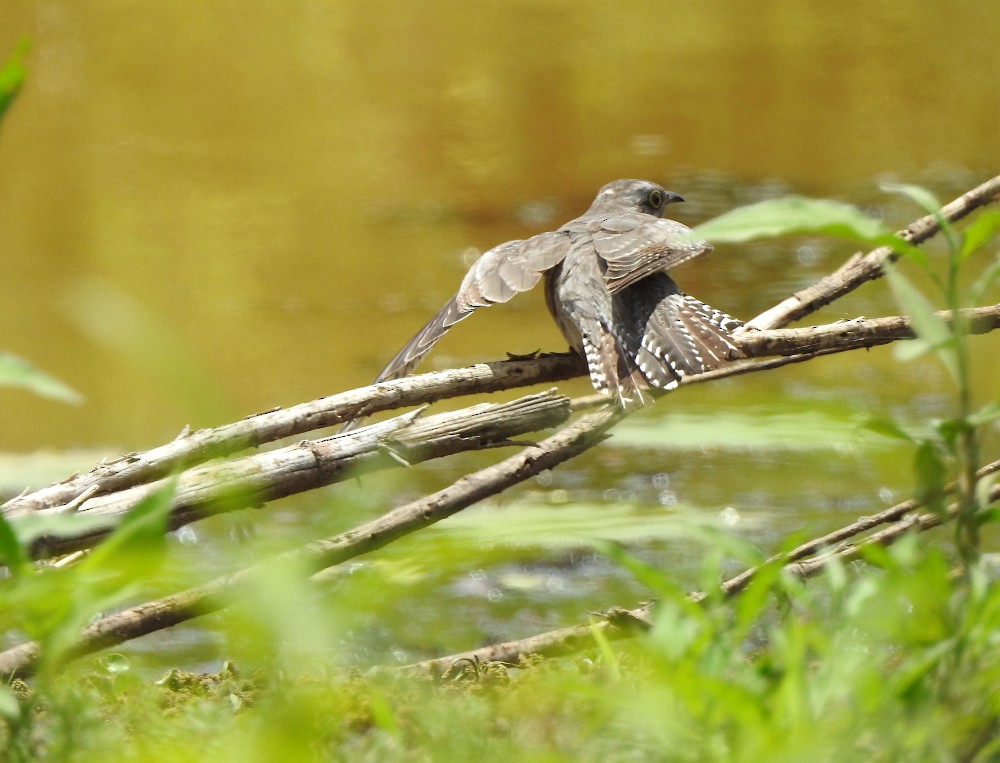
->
xmin=587 ymin=179 xmax=684 ymax=218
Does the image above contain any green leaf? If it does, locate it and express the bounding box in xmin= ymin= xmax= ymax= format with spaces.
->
xmin=0 ymin=686 xmax=20 ymax=722
xmin=959 ymin=210 xmax=1000 ymax=263
xmin=933 ymin=417 xmax=968 ymax=450
xmin=892 ymin=336 xmax=933 ymax=364
xmin=0 ymin=511 xmax=29 ymax=575
xmin=883 ymin=263 xmax=959 ymax=383
xmin=975 ymin=476 xmax=998 ymax=517
xmin=79 ymin=476 xmax=178 ymax=591
xmin=969 ymin=399 xmax=1000 ymax=427
xmin=0 ymin=351 xmax=83 ymax=404
xmin=692 ymin=196 xmax=921 ymax=258
xmin=888 ymin=638 xmax=955 ymax=699
xmin=860 ymin=417 xmax=915 ymax=443
xmin=881 ymin=182 xmax=942 ymax=215
xmin=593 ymin=539 xmax=683 ymax=599
xmin=914 ymin=441 xmax=948 ymax=516
xmin=8 ymin=510 xmax=115 ymax=556
xmin=0 ymin=39 xmax=28 ymax=121
xmin=975 ymin=505 xmax=1000 ymax=526
xmin=970 ymin=251 xmax=1000 ymax=303
xmin=693 ymin=196 xmax=888 ymax=242
xmin=587 ymin=616 xmax=622 ymax=680
xmin=32 ymin=479 xmax=178 ymax=674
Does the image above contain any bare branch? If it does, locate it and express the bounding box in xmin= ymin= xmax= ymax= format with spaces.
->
xmin=8 ymin=177 xmax=998 ymax=519
xmin=1 ymin=354 xmax=586 ymax=517
xmin=737 ymin=304 xmax=1000 ymax=357
xmin=25 ymin=391 xmax=572 ymax=559
xmin=6 ymin=177 xmax=998 ymax=520
xmin=721 ymin=458 xmax=1000 ymax=596
xmin=13 ymin=303 xmax=1000 ymax=559
xmin=1 ymin=178 xmax=998 ymax=679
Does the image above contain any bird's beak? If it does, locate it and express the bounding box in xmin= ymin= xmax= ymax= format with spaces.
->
xmin=665 ymin=191 xmax=685 ymax=204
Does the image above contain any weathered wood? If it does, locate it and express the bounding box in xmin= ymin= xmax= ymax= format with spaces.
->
xmin=0 ymin=406 xmax=622 ymax=680
xmin=26 ymin=390 xmax=573 ymax=559
xmin=2 ymin=354 xmax=586 ymax=518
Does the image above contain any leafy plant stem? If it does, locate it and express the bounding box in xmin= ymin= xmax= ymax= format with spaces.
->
xmin=951 ymin=246 xmax=980 ymax=568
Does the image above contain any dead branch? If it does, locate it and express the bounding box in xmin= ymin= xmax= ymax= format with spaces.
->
xmin=720 ymin=458 xmax=1000 ymax=596
xmin=0 ymin=176 xmax=997 ymax=678
xmin=25 ymin=391 xmax=572 ymax=559
xmin=736 ymin=304 xmax=1000 ymax=357
xmin=13 ymin=304 xmax=997 ymax=561
xmin=1 ymin=354 xmax=585 ymax=517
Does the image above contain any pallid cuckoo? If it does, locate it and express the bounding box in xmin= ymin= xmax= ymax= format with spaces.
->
xmin=359 ymin=179 xmax=742 ymax=416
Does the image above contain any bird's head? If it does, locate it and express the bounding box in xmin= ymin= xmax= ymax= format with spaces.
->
xmin=587 ymin=179 xmax=684 ymax=218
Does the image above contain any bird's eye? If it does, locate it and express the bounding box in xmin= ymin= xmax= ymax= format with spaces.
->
xmin=647 ymin=189 xmax=663 ymax=208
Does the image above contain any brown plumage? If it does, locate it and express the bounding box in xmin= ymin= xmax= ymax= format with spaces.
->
xmin=356 ymin=179 xmax=743 ymax=419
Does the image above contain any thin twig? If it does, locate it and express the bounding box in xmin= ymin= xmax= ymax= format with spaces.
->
xmin=721 ymin=457 xmax=1000 ymax=596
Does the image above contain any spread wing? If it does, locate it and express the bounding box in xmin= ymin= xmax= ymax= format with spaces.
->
xmin=588 ymin=213 xmax=712 ymax=295
xmin=370 ymin=230 xmax=571 ymax=384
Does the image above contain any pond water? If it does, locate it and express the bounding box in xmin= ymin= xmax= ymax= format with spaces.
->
xmin=0 ymin=2 xmax=998 ymax=668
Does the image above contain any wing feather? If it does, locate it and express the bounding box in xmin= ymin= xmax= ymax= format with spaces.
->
xmin=589 ymin=214 xmax=712 ymax=294
xmin=372 ymin=231 xmax=571 ymax=385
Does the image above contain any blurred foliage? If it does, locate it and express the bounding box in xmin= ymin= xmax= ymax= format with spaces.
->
xmin=2 ymin=534 xmax=1000 ymax=762
xmin=614 ymin=404 xmax=888 ymax=451
xmin=0 ymin=39 xmax=27 ymax=121
xmin=0 ymin=353 xmax=82 ymax=406
xmin=0 ymin=184 xmax=998 ymax=761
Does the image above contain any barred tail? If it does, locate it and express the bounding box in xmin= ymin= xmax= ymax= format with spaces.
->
xmin=622 ymin=274 xmax=743 ymax=391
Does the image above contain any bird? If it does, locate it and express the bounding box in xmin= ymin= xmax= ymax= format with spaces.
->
xmin=360 ymin=178 xmax=742 ymax=409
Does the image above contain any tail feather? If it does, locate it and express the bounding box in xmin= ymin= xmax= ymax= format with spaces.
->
xmin=579 ymin=332 xmax=614 ymax=396
xmin=339 ymin=299 xmax=468 ymax=433
xmin=371 ymin=299 xmax=469 ymax=385
xmin=676 ymin=294 xmax=744 ymax=367
xmin=619 ymin=274 xmax=743 ymax=391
